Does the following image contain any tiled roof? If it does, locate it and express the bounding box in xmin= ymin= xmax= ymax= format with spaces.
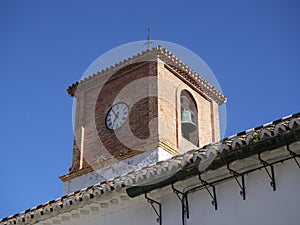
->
xmin=1 ymin=112 xmax=300 ymax=224
xmin=67 ymin=46 xmax=227 ymax=105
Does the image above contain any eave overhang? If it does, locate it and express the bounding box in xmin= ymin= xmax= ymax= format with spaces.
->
xmin=66 ymin=46 xmax=226 ymax=105
xmin=1 ymin=112 xmax=300 ymax=225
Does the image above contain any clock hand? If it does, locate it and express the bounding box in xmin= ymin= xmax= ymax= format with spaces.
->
xmin=112 ymin=116 xmax=117 ymax=129
xmin=111 ymin=108 xmax=118 ymax=117
xmin=113 ymin=111 xmax=122 ymax=129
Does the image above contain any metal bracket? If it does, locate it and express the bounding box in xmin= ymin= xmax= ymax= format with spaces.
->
xmin=258 ymin=153 xmax=276 ymax=191
xmin=171 ymin=184 xmax=189 ymax=225
xmin=198 ymin=175 xmax=218 ymax=210
xmin=226 ymin=164 xmax=246 ymax=200
xmin=287 ymin=145 xmax=300 ymax=168
xmin=145 ymin=193 xmax=162 ymax=225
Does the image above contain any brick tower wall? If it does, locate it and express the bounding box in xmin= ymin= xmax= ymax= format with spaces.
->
xmin=70 ymin=62 xmax=159 ymax=173
xmin=157 ymin=60 xmax=220 ymax=154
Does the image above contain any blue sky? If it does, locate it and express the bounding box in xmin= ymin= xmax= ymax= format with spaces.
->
xmin=0 ymin=0 xmax=299 ymax=218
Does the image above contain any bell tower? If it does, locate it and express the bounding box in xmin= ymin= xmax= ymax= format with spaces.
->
xmin=60 ymin=46 xmax=226 ymax=194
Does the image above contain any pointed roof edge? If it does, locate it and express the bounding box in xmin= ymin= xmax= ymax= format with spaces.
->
xmin=67 ymin=45 xmax=227 ymax=105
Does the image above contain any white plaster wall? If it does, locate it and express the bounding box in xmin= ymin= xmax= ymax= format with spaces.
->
xmin=184 ymin=161 xmax=300 ymax=225
xmin=63 ymin=148 xmax=173 ymax=194
xmin=74 ymin=159 xmax=300 ymax=225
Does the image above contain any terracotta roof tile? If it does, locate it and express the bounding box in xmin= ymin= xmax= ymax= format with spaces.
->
xmin=66 ymin=46 xmax=226 ymax=104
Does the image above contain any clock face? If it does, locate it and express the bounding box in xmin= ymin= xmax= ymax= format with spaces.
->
xmin=105 ymin=102 xmax=129 ymax=130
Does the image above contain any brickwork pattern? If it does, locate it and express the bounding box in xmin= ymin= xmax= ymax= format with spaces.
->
xmin=67 ymin=60 xmax=220 ymax=177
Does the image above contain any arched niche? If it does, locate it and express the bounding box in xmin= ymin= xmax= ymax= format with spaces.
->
xmin=180 ymin=90 xmax=199 ymax=146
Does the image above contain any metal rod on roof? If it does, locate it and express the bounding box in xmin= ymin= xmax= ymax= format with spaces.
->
xmin=147 ymin=27 xmax=151 ymax=49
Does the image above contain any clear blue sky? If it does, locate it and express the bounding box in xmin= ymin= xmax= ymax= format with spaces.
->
xmin=0 ymin=0 xmax=299 ymax=218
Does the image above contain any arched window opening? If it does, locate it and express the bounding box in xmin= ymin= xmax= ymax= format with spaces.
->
xmin=181 ymin=90 xmax=198 ymax=146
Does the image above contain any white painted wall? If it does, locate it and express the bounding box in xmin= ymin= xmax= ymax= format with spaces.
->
xmin=74 ymin=159 xmax=300 ymax=225
xmin=63 ymin=148 xmax=173 ymax=194
xmin=183 ymin=161 xmax=300 ymax=225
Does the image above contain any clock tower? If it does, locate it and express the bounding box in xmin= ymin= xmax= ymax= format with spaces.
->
xmin=60 ymin=45 xmax=226 ymax=194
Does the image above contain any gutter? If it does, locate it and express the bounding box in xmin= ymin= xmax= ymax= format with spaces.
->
xmin=126 ymin=128 xmax=300 ymax=198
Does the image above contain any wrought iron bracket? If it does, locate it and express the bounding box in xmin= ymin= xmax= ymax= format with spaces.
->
xmin=226 ymin=164 xmax=246 ymax=200
xmin=145 ymin=193 xmax=162 ymax=225
xmin=287 ymin=145 xmax=300 ymax=168
xmin=258 ymin=153 xmax=276 ymax=191
xmin=198 ymin=175 xmax=218 ymax=210
xmin=171 ymin=184 xmax=189 ymax=225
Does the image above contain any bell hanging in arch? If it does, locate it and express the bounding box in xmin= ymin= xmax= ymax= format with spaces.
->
xmin=181 ymin=108 xmax=196 ymax=132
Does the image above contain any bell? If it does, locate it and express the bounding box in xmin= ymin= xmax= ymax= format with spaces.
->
xmin=181 ymin=109 xmax=196 ymax=132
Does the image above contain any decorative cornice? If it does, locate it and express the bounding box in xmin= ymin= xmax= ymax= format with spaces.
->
xmin=60 ymin=150 xmax=143 ymax=182
xmin=66 ymin=46 xmax=226 ymax=104
xmin=158 ymin=142 xmax=179 ymax=155
xmin=60 ymin=143 xmax=168 ymax=182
